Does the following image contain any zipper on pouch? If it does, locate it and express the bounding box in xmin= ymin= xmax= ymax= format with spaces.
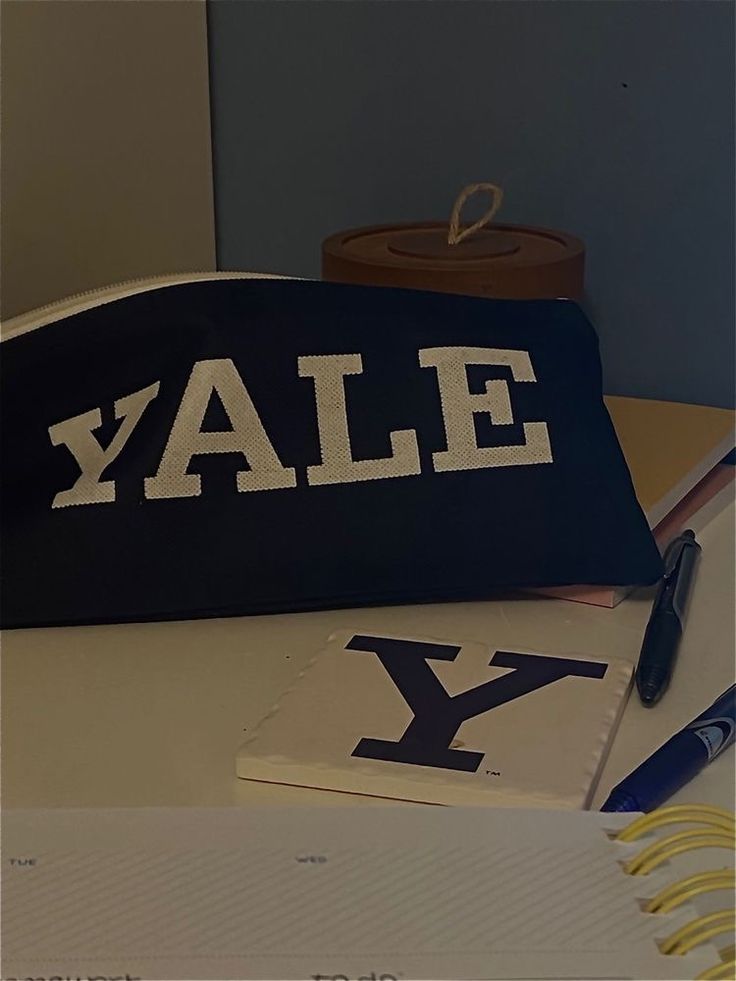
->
xmin=0 ymin=270 xmax=293 ymax=341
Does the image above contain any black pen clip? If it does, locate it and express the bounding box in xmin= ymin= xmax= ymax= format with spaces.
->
xmin=662 ymin=531 xmax=700 ymax=580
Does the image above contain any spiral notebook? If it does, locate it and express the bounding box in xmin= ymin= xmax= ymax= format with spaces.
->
xmin=236 ymin=631 xmax=633 ymax=807
xmin=2 ymin=805 xmax=732 ymax=980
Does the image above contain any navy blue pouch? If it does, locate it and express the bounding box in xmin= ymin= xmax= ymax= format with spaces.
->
xmin=0 ymin=276 xmax=662 ymax=627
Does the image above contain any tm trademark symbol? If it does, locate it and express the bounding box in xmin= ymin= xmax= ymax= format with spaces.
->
xmin=485 ymin=770 xmax=501 ymax=777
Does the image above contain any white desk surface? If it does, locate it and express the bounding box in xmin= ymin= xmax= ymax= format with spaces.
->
xmin=2 ymin=501 xmax=734 ymax=813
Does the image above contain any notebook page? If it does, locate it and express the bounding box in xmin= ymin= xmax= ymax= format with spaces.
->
xmin=1 ymin=807 xmax=718 ymax=981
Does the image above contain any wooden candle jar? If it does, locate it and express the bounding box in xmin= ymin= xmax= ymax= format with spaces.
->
xmin=322 ymin=184 xmax=585 ymax=301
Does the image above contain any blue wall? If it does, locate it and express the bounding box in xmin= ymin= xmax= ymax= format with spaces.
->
xmin=208 ymin=0 xmax=735 ymax=407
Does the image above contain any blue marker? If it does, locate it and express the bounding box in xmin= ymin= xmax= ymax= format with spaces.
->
xmin=602 ymin=684 xmax=736 ymax=812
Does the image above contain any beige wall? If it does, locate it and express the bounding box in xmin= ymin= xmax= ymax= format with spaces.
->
xmin=1 ymin=0 xmax=216 ymax=320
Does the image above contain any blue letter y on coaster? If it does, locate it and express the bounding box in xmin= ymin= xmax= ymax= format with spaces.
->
xmin=235 ymin=630 xmax=632 ymax=808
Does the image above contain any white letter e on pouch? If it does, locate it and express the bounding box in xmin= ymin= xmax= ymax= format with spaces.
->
xmin=419 ymin=346 xmax=553 ymax=472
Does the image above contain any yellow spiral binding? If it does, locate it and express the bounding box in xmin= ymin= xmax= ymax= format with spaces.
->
xmin=646 ymin=870 xmax=736 ymax=913
xmin=696 ymin=958 xmax=736 ymax=980
xmin=616 ymin=803 xmax=735 ymax=978
xmin=659 ymin=909 xmax=734 ymax=955
xmin=624 ymin=828 xmax=735 ymax=875
xmin=617 ymin=805 xmax=735 ymax=841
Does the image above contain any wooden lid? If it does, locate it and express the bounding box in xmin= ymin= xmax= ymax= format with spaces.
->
xmin=322 ymin=221 xmax=585 ymax=300
xmin=324 ymin=221 xmax=583 ymax=269
xmin=322 ymin=182 xmax=585 ymax=300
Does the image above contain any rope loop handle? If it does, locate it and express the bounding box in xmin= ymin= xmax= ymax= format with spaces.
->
xmin=447 ymin=183 xmax=504 ymax=245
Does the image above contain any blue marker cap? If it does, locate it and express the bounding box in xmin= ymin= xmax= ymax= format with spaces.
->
xmin=602 ymin=684 xmax=736 ymax=812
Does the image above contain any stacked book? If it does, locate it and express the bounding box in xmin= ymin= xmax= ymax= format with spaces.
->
xmin=535 ymin=396 xmax=735 ymax=607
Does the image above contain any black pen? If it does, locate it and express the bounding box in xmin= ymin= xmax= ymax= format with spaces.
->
xmin=635 ymin=529 xmax=701 ymax=707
